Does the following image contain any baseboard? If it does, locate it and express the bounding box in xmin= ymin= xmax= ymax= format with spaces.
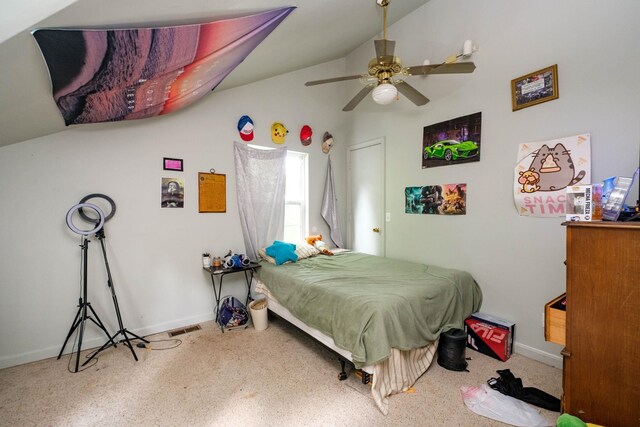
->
xmin=514 ymin=342 xmax=563 ymax=369
xmin=2 ymin=318 xmax=565 ymax=371
xmin=0 ymin=312 xmax=215 ymax=370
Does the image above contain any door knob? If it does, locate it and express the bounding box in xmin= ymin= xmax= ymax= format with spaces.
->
xmin=372 ymin=227 xmax=380 ymax=233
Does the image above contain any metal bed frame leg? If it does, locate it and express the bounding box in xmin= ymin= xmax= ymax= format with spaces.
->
xmin=336 ymin=358 xmax=372 ymax=384
xmin=338 ymin=357 xmax=348 ymax=381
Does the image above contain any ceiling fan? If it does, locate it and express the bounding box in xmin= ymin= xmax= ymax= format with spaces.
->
xmin=305 ymin=0 xmax=476 ymax=111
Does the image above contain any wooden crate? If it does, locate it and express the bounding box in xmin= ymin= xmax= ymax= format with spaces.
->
xmin=545 ymin=293 xmax=566 ymax=345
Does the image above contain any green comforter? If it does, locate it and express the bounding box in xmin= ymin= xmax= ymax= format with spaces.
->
xmin=256 ymin=251 xmax=482 ymax=368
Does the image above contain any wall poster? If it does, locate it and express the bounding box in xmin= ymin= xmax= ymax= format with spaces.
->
xmin=198 ymin=172 xmax=226 ymax=213
xmin=32 ymin=7 xmax=294 ymax=125
xmin=161 ymin=177 xmax=185 ymax=208
xmin=514 ymin=134 xmax=591 ymax=217
xmin=405 ymin=184 xmax=467 ymax=215
xmin=422 ymin=112 xmax=482 ymax=169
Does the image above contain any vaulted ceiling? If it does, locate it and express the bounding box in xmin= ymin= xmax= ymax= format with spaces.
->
xmin=0 ymin=0 xmax=429 ymax=147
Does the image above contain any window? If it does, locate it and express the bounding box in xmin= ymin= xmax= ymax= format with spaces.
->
xmin=247 ymin=145 xmax=308 ymax=243
xmin=284 ymin=151 xmax=308 ymax=243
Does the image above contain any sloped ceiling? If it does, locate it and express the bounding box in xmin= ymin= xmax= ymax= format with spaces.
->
xmin=0 ymin=0 xmax=429 ymax=147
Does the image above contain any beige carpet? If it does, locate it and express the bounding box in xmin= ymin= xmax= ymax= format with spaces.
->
xmin=0 ymin=317 xmax=562 ymax=426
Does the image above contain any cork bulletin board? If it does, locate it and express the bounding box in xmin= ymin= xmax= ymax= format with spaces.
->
xmin=198 ymin=172 xmax=226 ymax=213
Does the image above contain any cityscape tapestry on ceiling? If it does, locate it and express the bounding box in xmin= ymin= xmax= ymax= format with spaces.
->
xmin=32 ymin=7 xmax=295 ymax=125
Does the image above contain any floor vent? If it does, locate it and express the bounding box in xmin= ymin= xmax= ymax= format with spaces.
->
xmin=167 ymin=324 xmax=202 ymax=337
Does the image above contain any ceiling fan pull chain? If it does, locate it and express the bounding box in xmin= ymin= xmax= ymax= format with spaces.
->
xmin=444 ymin=55 xmax=458 ymax=64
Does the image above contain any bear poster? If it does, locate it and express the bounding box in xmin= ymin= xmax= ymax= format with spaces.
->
xmin=514 ymin=134 xmax=591 ymax=217
xmin=405 ymin=184 xmax=467 ymax=215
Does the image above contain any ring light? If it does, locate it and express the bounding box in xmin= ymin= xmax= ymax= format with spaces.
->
xmin=78 ymin=193 xmax=116 ymax=223
xmin=66 ymin=203 xmax=105 ymax=235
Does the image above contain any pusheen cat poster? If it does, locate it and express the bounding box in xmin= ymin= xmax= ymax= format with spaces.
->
xmin=514 ymin=134 xmax=591 ymax=217
xmin=32 ymin=7 xmax=294 ymax=125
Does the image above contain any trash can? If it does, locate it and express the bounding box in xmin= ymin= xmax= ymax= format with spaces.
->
xmin=249 ymin=299 xmax=268 ymax=331
xmin=437 ymin=328 xmax=468 ymax=371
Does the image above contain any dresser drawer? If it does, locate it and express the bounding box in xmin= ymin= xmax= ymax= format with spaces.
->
xmin=545 ymin=293 xmax=566 ymax=345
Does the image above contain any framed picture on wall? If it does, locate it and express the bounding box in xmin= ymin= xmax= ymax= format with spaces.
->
xmin=511 ymin=64 xmax=559 ymax=111
xmin=161 ymin=177 xmax=184 ymax=208
xmin=163 ymin=157 xmax=183 ymax=171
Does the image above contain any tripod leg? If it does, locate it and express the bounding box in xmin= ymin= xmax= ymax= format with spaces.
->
xmin=123 ymin=329 xmax=149 ymax=343
xmin=119 ymin=332 xmax=139 ymax=362
xmin=83 ymin=330 xmax=119 ymax=367
xmin=94 ymin=232 xmax=146 ymax=364
xmin=87 ymin=303 xmax=117 ymax=348
xmin=57 ymin=304 xmax=83 ymax=359
xmin=119 ymin=328 xmax=152 ymax=362
xmin=74 ymin=302 xmax=88 ymax=373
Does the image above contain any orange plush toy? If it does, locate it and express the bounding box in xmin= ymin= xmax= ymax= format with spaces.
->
xmin=306 ymin=234 xmax=334 ymax=256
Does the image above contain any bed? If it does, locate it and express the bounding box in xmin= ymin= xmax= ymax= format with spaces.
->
xmin=254 ymin=249 xmax=482 ymax=414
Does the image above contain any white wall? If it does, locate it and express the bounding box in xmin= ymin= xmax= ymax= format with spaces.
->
xmin=343 ymin=0 xmax=640 ymax=367
xmin=0 ymin=59 xmax=349 ymax=368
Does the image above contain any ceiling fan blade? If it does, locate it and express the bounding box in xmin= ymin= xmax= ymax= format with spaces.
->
xmin=374 ymin=39 xmax=396 ymax=59
xmin=396 ymin=81 xmax=429 ymax=106
xmin=405 ymin=62 xmax=476 ymax=76
xmin=305 ymin=74 xmax=363 ymax=86
xmin=343 ymin=86 xmax=374 ymax=111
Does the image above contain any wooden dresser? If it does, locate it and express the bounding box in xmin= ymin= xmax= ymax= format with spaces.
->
xmin=563 ymin=221 xmax=639 ymax=427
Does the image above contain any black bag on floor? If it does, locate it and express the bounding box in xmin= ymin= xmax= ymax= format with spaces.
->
xmin=437 ymin=328 xmax=468 ymax=371
xmin=487 ymin=369 xmax=561 ymax=412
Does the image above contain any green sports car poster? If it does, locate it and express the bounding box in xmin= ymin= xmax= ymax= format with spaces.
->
xmin=422 ymin=112 xmax=482 ymax=168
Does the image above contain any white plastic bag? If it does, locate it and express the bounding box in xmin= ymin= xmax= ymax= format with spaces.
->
xmin=461 ymin=384 xmax=551 ymax=427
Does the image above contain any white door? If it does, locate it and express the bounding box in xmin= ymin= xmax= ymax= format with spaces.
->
xmin=348 ymin=138 xmax=385 ymax=256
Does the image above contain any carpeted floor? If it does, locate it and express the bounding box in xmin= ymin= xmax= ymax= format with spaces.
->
xmin=0 ymin=317 xmax=562 ymax=426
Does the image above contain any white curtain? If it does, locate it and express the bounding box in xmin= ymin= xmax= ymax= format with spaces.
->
xmin=321 ymin=156 xmax=344 ymax=248
xmin=233 ymin=141 xmax=287 ymax=260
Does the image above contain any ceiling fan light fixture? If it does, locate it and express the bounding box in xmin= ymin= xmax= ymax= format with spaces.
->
xmin=372 ymin=82 xmax=397 ymax=105
xmin=304 ymin=1 xmax=475 ymax=111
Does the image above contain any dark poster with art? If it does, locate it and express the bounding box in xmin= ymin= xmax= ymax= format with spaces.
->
xmin=32 ymin=7 xmax=294 ymax=125
xmin=422 ymin=112 xmax=482 ymax=168
xmin=405 ymin=184 xmax=467 ymax=215
xmin=162 ymin=177 xmax=184 ymax=208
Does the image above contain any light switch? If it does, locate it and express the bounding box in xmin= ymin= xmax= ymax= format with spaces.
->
xmin=385 ymin=212 xmax=391 ymax=222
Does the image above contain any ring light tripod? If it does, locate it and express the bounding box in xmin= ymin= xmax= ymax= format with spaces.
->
xmin=59 ymin=195 xmax=147 ymax=372
xmin=58 ymin=203 xmax=116 ymax=372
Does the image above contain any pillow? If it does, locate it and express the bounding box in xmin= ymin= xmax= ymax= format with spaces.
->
xmin=265 ymin=241 xmax=298 ymax=266
xmin=258 ymin=247 xmax=276 ymax=264
xmin=295 ymin=242 xmax=320 ymax=259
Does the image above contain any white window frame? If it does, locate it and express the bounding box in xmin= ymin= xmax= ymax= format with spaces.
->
xmin=248 ymin=145 xmax=308 ymax=242
xmin=284 ymin=150 xmax=309 ymax=243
